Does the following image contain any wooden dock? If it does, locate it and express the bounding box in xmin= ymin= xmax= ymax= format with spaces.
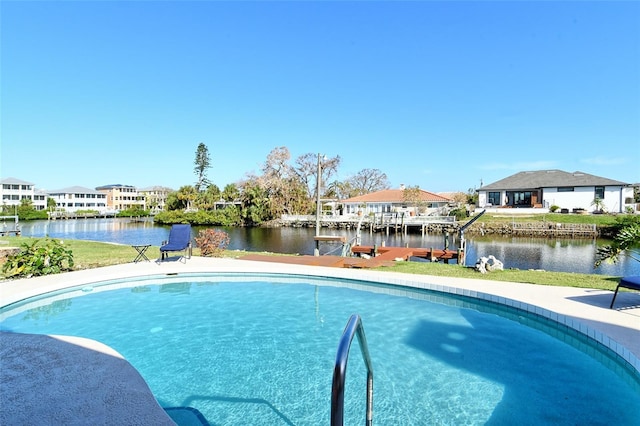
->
xmin=350 ymin=245 xmax=463 ymax=267
xmin=279 ymin=213 xmax=456 ymax=235
xmin=48 ymin=211 xmax=118 ymax=220
xmin=240 ymin=245 xmax=464 ymax=269
xmin=0 ymin=230 xmax=20 ymax=236
xmin=240 ymin=253 xmax=349 ymax=268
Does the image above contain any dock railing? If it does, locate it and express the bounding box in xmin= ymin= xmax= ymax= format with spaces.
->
xmin=0 ymin=215 xmax=20 ymax=236
xmin=511 ymin=222 xmax=597 ymax=237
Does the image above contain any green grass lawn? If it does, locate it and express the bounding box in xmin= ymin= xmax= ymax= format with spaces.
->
xmin=0 ymin=236 xmax=199 ymax=269
xmin=384 ymin=261 xmax=621 ymax=291
xmin=0 ymin=236 xmax=623 ymax=291
xmin=471 ymin=212 xmax=619 ymax=224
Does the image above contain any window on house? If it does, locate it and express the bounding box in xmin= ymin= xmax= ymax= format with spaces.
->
xmin=512 ymin=191 xmax=532 ymax=206
xmin=558 ymin=187 xmax=574 ymax=192
xmin=595 ymin=186 xmax=604 ymax=200
xmin=488 ymin=192 xmax=500 ymax=205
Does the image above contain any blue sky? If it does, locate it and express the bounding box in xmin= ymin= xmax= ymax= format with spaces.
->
xmin=2 ymin=1 xmax=639 ymax=193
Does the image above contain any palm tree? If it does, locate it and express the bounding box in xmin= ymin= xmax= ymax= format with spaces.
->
xmin=47 ymin=197 xmax=57 ymax=212
xmin=595 ymin=220 xmax=640 ymax=267
xmin=221 ymin=184 xmax=240 ymax=202
xmin=591 ymin=197 xmax=606 ymax=214
xmin=176 ymin=185 xmax=197 ymax=211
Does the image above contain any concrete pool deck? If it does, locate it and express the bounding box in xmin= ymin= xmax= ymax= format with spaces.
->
xmin=1 ymin=256 xmax=639 ymax=424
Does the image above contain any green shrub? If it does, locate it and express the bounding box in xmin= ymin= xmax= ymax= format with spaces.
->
xmin=219 ymin=205 xmax=242 ymax=226
xmin=449 ymin=207 xmax=468 ymax=221
xmin=549 ymin=205 xmax=560 ymax=212
xmin=155 ymin=207 xmax=243 ymax=226
xmin=7 ymin=209 xmax=49 ymax=220
xmin=194 ymin=229 xmax=230 ymax=257
xmin=117 ymin=207 xmax=150 ymax=217
xmin=154 ymin=210 xmax=188 ymax=224
xmin=2 ymin=239 xmax=74 ymax=278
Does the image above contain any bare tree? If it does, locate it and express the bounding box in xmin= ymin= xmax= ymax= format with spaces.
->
xmin=403 ymin=185 xmax=423 ymax=213
xmin=294 ymin=153 xmax=341 ymax=198
xmin=252 ymin=147 xmax=315 ymax=216
xmin=262 ymin=146 xmax=292 ymax=181
xmin=325 ymin=180 xmax=353 ymax=200
xmin=346 ymin=168 xmax=390 ymax=196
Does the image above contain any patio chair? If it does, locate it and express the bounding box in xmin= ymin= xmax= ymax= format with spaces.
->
xmin=609 ymin=276 xmax=640 ymax=309
xmin=160 ymin=224 xmax=193 ymax=261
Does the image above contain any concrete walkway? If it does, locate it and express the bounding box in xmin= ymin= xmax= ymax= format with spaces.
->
xmin=1 ymin=256 xmax=639 ymax=424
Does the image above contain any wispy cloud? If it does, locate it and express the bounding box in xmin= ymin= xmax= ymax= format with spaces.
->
xmin=478 ymin=160 xmax=557 ymax=171
xmin=580 ymin=156 xmax=628 ymax=166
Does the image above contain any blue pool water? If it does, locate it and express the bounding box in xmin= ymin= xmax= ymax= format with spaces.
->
xmin=1 ymin=274 xmax=639 ymax=425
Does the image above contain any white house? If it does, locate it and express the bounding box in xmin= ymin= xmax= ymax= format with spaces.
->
xmin=47 ymin=186 xmax=108 ymax=213
xmin=1 ymin=177 xmax=47 ymax=211
xmin=477 ymin=170 xmax=634 ymax=213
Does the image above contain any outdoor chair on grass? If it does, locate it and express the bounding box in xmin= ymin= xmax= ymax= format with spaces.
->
xmin=610 ymin=276 xmax=640 ymax=309
xmin=160 ymin=224 xmax=193 ymax=261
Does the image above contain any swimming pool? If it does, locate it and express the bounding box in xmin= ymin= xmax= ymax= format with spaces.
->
xmin=1 ymin=273 xmax=639 ymax=425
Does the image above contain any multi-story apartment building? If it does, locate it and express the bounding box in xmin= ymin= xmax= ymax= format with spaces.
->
xmin=33 ymin=190 xmax=48 ymax=210
xmin=48 ymin=186 xmax=108 ymax=213
xmin=138 ymin=186 xmax=173 ymax=213
xmin=95 ymin=184 xmax=146 ymax=211
xmin=2 ymin=178 xmax=175 ymax=214
xmin=0 ymin=177 xmax=47 ymax=211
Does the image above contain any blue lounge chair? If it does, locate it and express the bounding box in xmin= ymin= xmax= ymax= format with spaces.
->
xmin=610 ymin=276 xmax=640 ymax=309
xmin=160 ymin=224 xmax=192 ymax=261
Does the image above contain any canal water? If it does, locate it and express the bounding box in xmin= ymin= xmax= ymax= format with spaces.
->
xmin=14 ymin=218 xmax=640 ymax=277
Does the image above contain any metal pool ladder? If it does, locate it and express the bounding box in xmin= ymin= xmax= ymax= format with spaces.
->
xmin=331 ymin=314 xmax=374 ymax=426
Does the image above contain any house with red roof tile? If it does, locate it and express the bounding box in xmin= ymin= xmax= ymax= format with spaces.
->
xmin=340 ymin=186 xmax=452 ymax=216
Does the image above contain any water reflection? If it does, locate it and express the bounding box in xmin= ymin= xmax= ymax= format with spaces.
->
xmin=21 ymin=299 xmax=72 ymax=322
xmin=470 ymin=236 xmax=638 ymax=276
xmin=27 ymin=217 xmax=159 ymax=246
xmin=16 ymin=218 xmax=640 ymax=276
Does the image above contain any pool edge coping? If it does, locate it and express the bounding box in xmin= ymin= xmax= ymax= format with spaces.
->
xmin=2 ymin=256 xmax=639 ymax=374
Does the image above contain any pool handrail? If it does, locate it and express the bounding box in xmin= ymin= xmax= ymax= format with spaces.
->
xmin=331 ymin=314 xmax=374 ymax=426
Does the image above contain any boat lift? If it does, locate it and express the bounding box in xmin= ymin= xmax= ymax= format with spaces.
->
xmin=0 ymin=216 xmax=20 ymax=236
